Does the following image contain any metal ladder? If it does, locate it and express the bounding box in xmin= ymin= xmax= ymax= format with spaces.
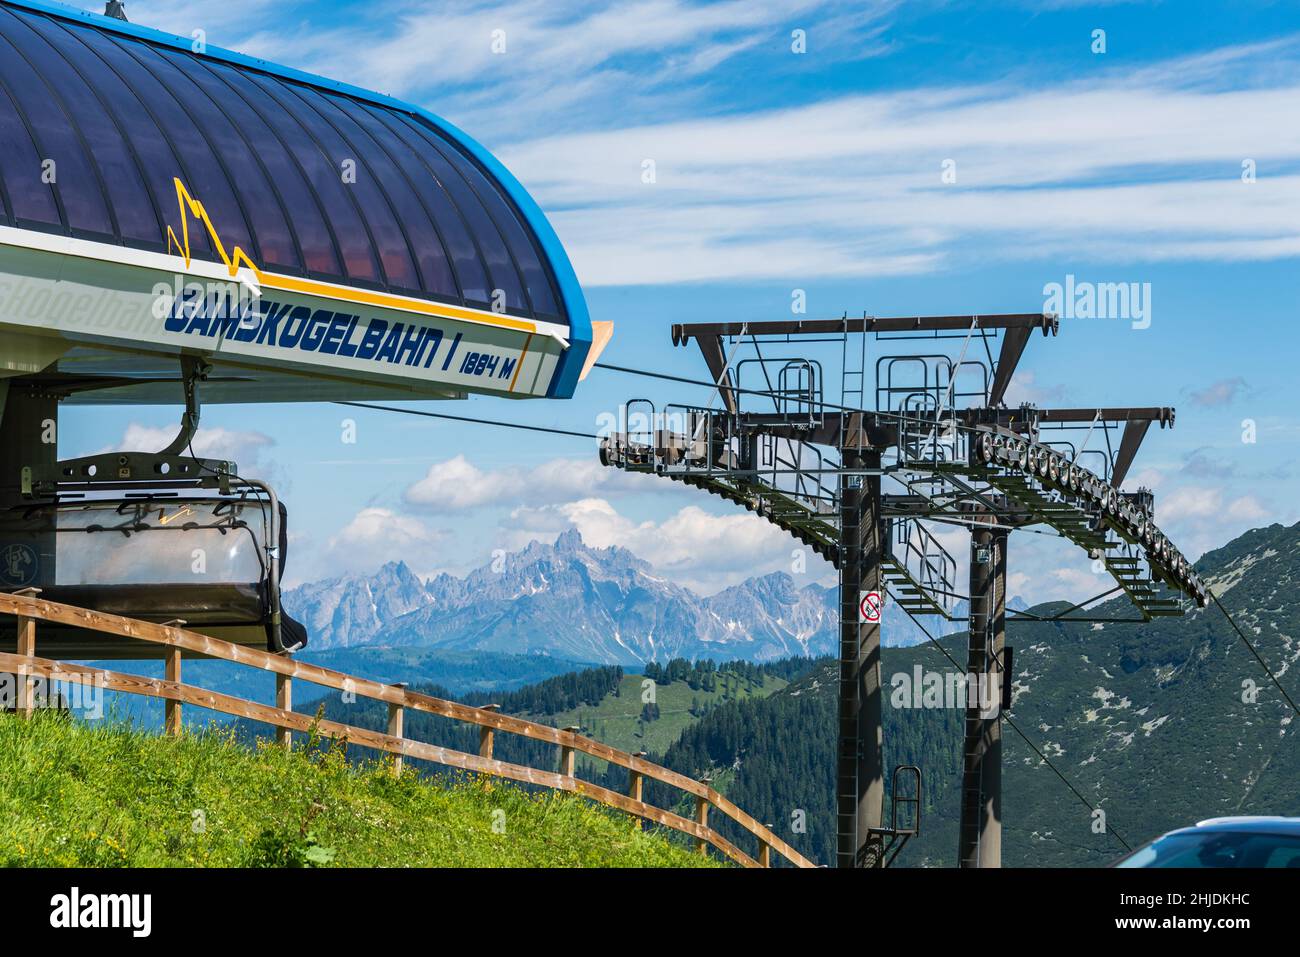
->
xmin=868 ymin=765 xmax=923 ymax=867
xmin=840 ymin=311 xmax=867 ymax=414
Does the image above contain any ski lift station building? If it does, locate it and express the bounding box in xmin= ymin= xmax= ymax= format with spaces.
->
xmin=0 ymin=0 xmax=603 ymax=657
xmin=0 ymin=0 xmax=596 ymax=404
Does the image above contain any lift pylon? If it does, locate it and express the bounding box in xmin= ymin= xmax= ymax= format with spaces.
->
xmin=599 ymin=311 xmax=1207 ymax=868
xmin=960 ymin=519 xmax=1008 ymax=868
xmin=837 ymin=442 xmax=885 ymax=868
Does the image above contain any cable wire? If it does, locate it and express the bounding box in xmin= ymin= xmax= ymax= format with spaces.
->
xmin=335 ymin=400 xmax=598 ymax=440
xmin=1211 ymin=592 xmax=1300 ymax=717
xmin=891 ymin=599 xmax=1134 ymax=853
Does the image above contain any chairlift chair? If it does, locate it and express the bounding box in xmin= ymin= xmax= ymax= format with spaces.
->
xmin=0 ymin=360 xmax=308 ymax=660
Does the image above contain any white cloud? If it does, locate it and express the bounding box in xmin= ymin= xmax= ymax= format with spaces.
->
xmin=514 ymin=91 xmax=1300 ymax=284
xmin=273 ymin=0 xmax=800 ymax=94
xmin=1225 ymin=495 xmax=1269 ymax=522
xmin=287 ymin=506 xmax=447 ymax=584
xmin=1002 ymin=371 xmax=1067 ymax=408
xmin=1147 ymin=484 xmax=1271 ymax=560
xmin=99 ymin=4 xmax=1300 ymax=286
xmin=1126 ymin=467 xmax=1165 ymax=492
xmin=404 ymin=455 xmax=520 ymax=509
xmin=1049 ymin=565 xmax=1109 ymax=595
xmin=124 ymin=0 xmax=291 ymax=41
xmin=1188 ymin=377 xmax=1248 ymax=407
xmin=1007 ymin=570 xmax=1032 ymax=598
xmin=1159 ymin=485 xmax=1229 ymax=522
xmin=127 ymin=0 xmax=895 ymax=137
xmin=87 ymin=423 xmax=276 ymax=477
xmin=503 ymin=496 xmax=830 ymax=593
xmin=404 ymin=454 xmax=672 ymax=509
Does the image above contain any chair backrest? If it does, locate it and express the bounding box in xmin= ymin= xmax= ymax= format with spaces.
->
xmin=0 ymin=496 xmax=274 ymax=591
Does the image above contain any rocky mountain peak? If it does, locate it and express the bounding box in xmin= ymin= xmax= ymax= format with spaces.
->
xmin=554 ymin=527 xmax=584 ymax=552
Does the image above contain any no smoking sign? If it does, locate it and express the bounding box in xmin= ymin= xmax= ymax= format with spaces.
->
xmin=859 ymin=590 xmax=883 ymax=623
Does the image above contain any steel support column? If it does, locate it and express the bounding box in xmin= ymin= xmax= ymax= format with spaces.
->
xmin=0 ymin=379 xmax=56 ymax=582
xmin=0 ymin=379 xmax=57 ymax=668
xmin=837 ymin=443 xmax=884 ymax=868
xmin=960 ymin=523 xmax=1007 ymax=867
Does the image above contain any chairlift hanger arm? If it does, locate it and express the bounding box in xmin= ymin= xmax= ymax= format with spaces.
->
xmin=158 ymin=356 xmax=209 ymax=457
xmin=22 ymin=358 xmax=236 ymax=497
xmin=23 ymin=452 xmax=236 ymax=498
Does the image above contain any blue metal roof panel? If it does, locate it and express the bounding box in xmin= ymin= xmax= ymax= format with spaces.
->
xmin=0 ymin=0 xmax=591 ymax=395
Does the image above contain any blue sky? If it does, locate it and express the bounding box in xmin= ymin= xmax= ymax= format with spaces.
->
xmin=61 ymin=0 xmax=1300 ymax=602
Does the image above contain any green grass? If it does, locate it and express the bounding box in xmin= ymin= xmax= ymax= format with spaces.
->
xmin=0 ymin=713 xmax=719 ymax=868
xmin=531 ymin=672 xmax=787 ymax=759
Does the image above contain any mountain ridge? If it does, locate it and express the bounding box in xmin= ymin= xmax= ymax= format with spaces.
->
xmin=284 ymin=530 xmax=842 ymax=663
xmin=284 ymin=531 xmax=1037 ymax=663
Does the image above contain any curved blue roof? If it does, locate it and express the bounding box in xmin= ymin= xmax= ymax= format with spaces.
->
xmin=0 ymin=0 xmax=591 ymax=395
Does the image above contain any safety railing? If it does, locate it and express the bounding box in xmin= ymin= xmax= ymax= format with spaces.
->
xmin=0 ymin=591 xmax=815 ymax=869
xmin=890 ymin=517 xmax=959 ymax=614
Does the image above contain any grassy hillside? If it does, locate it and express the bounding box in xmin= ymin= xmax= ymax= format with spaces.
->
xmin=530 ymin=671 xmax=789 ymax=758
xmin=0 ymin=713 xmax=716 ymax=868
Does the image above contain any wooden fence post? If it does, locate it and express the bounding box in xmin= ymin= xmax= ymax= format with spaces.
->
xmin=628 ymin=751 xmax=647 ymax=830
xmin=15 ymin=613 xmax=35 ymax=718
xmin=275 ymin=672 xmax=292 ymax=750
xmin=559 ymin=725 xmax=581 ymax=777
xmin=478 ymin=703 xmax=500 ymax=761
xmin=11 ymin=588 xmax=40 ymax=718
xmin=694 ymin=795 xmax=710 ymax=855
xmin=387 ymin=682 xmax=407 ymax=776
xmin=159 ymin=620 xmax=187 ymax=736
xmin=164 ymin=648 xmax=182 ymax=735
xmin=758 ymin=826 xmax=773 ymax=868
xmin=693 ymin=774 xmax=717 ymax=855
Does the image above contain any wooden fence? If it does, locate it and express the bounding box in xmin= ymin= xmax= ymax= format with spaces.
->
xmin=0 ymin=591 xmax=815 ymax=869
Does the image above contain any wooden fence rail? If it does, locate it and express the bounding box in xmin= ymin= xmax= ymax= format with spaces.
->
xmin=0 ymin=593 xmax=815 ymax=869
